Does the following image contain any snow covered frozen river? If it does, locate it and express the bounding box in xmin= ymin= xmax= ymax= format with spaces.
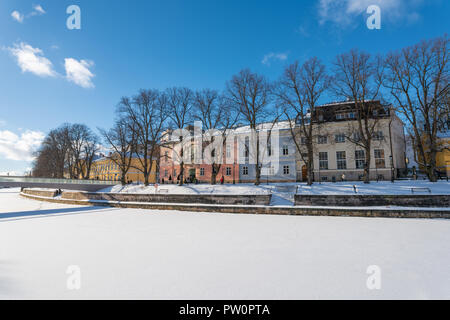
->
xmin=0 ymin=188 xmax=449 ymax=299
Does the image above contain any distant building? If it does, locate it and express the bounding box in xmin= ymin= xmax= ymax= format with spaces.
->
xmin=295 ymin=100 xmax=406 ymax=182
xmin=88 ymin=153 xmax=158 ymax=184
xmin=416 ymin=117 xmax=450 ymax=178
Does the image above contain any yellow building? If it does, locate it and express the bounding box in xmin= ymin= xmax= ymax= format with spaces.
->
xmin=436 ymin=136 xmax=450 ymax=178
xmin=417 ymin=133 xmax=450 ymax=178
xmin=88 ymin=154 xmax=158 ymax=184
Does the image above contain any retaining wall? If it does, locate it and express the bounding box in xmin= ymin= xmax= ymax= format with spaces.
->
xmin=294 ymin=194 xmax=450 ymax=207
xmin=60 ymin=190 xmax=272 ymax=206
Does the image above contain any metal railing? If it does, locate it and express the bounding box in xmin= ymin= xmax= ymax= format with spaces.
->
xmin=0 ymin=176 xmax=116 ymax=185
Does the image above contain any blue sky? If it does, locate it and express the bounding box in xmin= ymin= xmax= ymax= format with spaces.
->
xmin=0 ymin=0 xmax=449 ymax=174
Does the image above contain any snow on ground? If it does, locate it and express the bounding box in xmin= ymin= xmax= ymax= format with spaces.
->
xmin=100 ymin=180 xmax=450 ymax=196
xmin=0 ymin=188 xmax=449 ymax=299
xmin=100 ymin=183 xmax=272 ymax=195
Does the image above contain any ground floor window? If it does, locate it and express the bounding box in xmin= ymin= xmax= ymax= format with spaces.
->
xmin=200 ymin=168 xmax=205 ymax=176
xmin=355 ymin=150 xmax=365 ymax=169
xmin=336 ymin=151 xmax=347 ymax=169
xmin=242 ymin=166 xmax=248 ymax=175
xmin=375 ymin=149 xmax=385 ymax=168
xmin=226 ymin=167 xmax=231 ymax=176
xmin=319 ymin=152 xmax=328 ymax=170
xmin=283 ymin=165 xmax=290 ymax=175
xmin=321 ymin=176 xmax=328 ymax=182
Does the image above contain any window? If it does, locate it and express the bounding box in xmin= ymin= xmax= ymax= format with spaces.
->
xmin=226 ymin=145 xmax=231 ymax=158
xmin=348 ymin=112 xmax=356 ymax=119
xmin=165 ymin=151 xmax=168 ymax=162
xmin=336 ymin=151 xmax=347 ymax=169
xmin=283 ymin=165 xmax=290 ymax=175
xmin=374 ymin=149 xmax=385 ymax=168
xmin=355 ymin=150 xmax=365 ymax=169
xmin=282 ymin=145 xmax=289 ymax=155
xmin=319 ymin=152 xmax=328 ymax=170
xmin=226 ymin=167 xmax=231 ymax=176
xmin=173 ymin=169 xmax=177 ymax=177
xmin=318 ymin=135 xmax=327 ymax=144
xmin=300 ymin=137 xmax=307 ymax=145
xmin=321 ymin=176 xmax=328 ymax=182
xmin=373 ymin=131 xmax=384 ymax=141
xmin=353 ymin=132 xmax=361 ymax=142
xmin=164 ymin=169 xmax=168 ymax=177
xmin=318 ymin=114 xmax=324 ymax=121
xmin=336 ymin=113 xmax=345 ymax=120
xmin=335 ymin=134 xmax=345 ymax=143
xmin=191 ymin=145 xmax=195 ymax=162
xmin=242 ymin=166 xmax=249 ymax=175
xmin=268 ymin=166 xmax=275 ymax=175
xmin=373 ymin=110 xmax=378 ymax=116
xmin=200 ymin=168 xmax=205 ymax=176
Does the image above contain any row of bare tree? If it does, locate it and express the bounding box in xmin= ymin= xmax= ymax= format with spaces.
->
xmin=33 ymin=34 xmax=448 ymax=185
xmin=33 ymin=123 xmax=99 ymax=179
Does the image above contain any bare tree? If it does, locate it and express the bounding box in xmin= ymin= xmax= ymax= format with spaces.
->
xmin=384 ymin=35 xmax=449 ymax=181
xmin=34 ymin=124 xmax=72 ymax=178
xmin=99 ymin=118 xmax=137 ymax=185
xmin=226 ymin=69 xmax=274 ymax=185
xmin=66 ymin=124 xmax=99 ymax=179
xmin=193 ymin=89 xmax=238 ymax=184
xmin=166 ymin=87 xmax=193 ymax=185
xmin=277 ymin=58 xmax=330 ymax=185
xmin=332 ymin=49 xmax=384 ymax=183
xmin=119 ymin=89 xmax=168 ymax=186
xmin=33 ymin=123 xmax=98 ymax=179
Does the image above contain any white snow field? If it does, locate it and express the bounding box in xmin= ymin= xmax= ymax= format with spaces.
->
xmin=0 ymin=187 xmax=449 ymax=299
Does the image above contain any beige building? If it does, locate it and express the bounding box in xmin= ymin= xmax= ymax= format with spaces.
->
xmin=295 ymin=101 xmax=406 ymax=182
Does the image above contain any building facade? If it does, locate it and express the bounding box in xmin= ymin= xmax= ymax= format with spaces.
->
xmin=158 ymin=100 xmax=407 ymax=184
xmin=295 ymin=101 xmax=406 ymax=182
xmin=90 ymin=154 xmax=157 ymax=184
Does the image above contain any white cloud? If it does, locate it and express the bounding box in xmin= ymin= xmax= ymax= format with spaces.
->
xmin=6 ymin=42 xmax=57 ymax=77
xmin=64 ymin=58 xmax=95 ymax=88
xmin=0 ymin=130 xmax=44 ymax=161
xmin=317 ymin=0 xmax=423 ymax=27
xmin=11 ymin=5 xmax=46 ymax=23
xmin=33 ymin=5 xmax=46 ymax=15
xmin=262 ymin=52 xmax=288 ymax=66
xmin=11 ymin=11 xmax=24 ymax=23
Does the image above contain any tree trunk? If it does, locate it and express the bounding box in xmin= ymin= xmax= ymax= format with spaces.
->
xmin=428 ymin=151 xmax=438 ymax=182
xmin=121 ymin=170 xmax=127 ymax=186
xmin=179 ymin=161 xmax=184 ymax=185
xmin=364 ymin=148 xmax=371 ymax=184
xmin=255 ymin=133 xmax=261 ymax=185
xmin=210 ymin=163 xmax=218 ymax=185
xmin=307 ymin=145 xmax=314 ymax=186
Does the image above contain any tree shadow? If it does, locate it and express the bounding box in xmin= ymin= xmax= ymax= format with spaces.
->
xmin=0 ymin=206 xmax=116 ymax=222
